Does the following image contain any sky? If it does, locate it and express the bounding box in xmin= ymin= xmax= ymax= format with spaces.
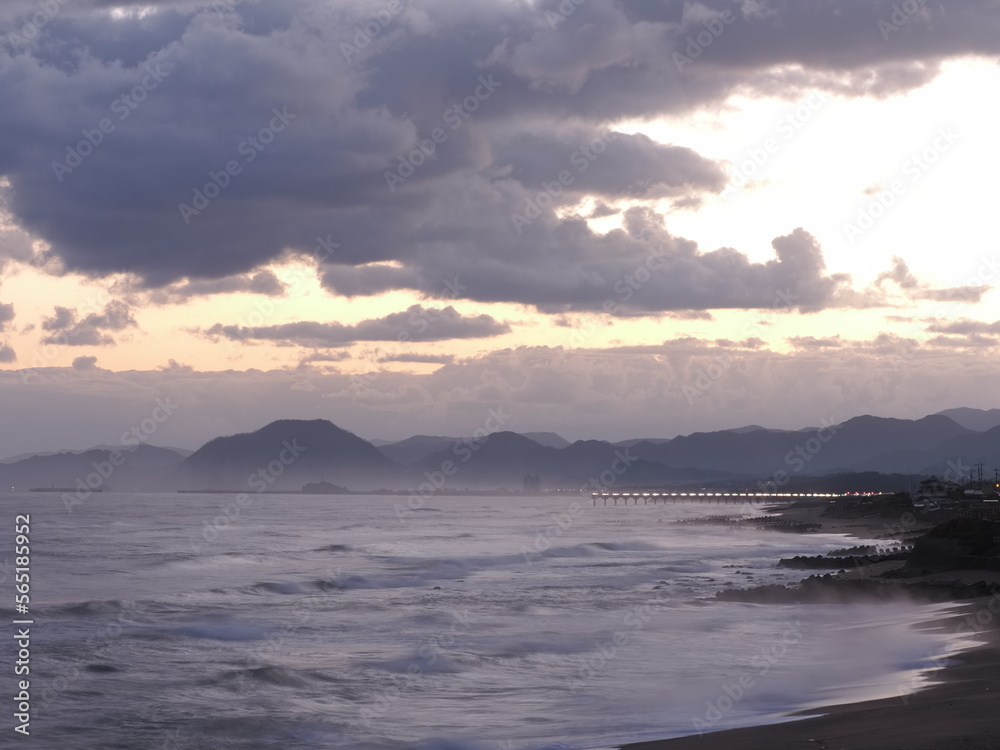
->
xmin=0 ymin=0 xmax=999 ymax=457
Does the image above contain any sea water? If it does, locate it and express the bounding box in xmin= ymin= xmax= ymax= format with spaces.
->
xmin=6 ymin=492 xmax=973 ymax=749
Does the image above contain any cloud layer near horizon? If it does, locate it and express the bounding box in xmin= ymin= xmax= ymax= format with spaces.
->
xmin=5 ymin=334 xmax=1000 ymax=458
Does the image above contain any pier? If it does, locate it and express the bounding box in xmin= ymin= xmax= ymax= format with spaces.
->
xmin=589 ymin=491 xmax=890 ymax=505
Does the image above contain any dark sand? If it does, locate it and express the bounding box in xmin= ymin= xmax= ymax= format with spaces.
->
xmin=622 ymin=504 xmax=1000 ymax=750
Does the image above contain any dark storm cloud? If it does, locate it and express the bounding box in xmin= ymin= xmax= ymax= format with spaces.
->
xmin=492 ymin=130 xmax=725 ymax=201
xmin=204 ymin=304 xmax=510 ymax=347
xmin=40 ymin=300 xmax=137 ymax=345
xmin=1 ymin=0 xmax=999 ymax=311
xmin=324 ymin=220 xmax=849 ymax=313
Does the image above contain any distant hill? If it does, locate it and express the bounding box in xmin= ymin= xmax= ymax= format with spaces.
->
xmin=726 ymin=425 xmax=794 ymax=434
xmin=630 ymin=415 xmax=974 ymax=476
xmin=0 ymin=444 xmax=186 ymax=492
xmin=179 ymin=419 xmax=399 ymax=491
xmin=376 ymin=435 xmax=463 ymax=465
xmin=859 ymin=424 xmax=1000 ymax=476
xmin=520 ymin=432 xmax=571 ymax=449
xmin=413 ymin=431 xmax=730 ymax=489
xmin=613 ymin=437 xmax=672 ymax=448
xmin=7 ymin=409 xmax=998 ymax=495
xmin=378 ymin=431 xmax=572 ymax=463
xmin=936 ymin=408 xmax=1000 ymax=432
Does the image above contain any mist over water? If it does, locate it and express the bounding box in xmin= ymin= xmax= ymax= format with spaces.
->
xmin=20 ymin=493 xmax=972 ymax=749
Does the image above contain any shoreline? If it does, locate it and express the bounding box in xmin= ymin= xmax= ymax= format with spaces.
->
xmin=621 ymin=502 xmax=1000 ymax=750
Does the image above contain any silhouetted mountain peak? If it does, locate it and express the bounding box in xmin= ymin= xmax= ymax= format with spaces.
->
xmin=935 ymin=407 xmax=1000 ymax=432
xmin=181 ymin=418 xmax=394 ymax=490
xmin=520 ymin=431 xmax=571 ymax=449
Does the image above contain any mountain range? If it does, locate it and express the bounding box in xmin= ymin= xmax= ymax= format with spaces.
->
xmin=3 ymin=408 xmax=998 ymax=494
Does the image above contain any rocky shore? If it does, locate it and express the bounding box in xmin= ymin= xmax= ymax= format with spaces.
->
xmin=713 ymin=506 xmax=1000 ymax=604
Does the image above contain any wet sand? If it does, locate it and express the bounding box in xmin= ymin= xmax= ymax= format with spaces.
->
xmin=622 ymin=503 xmax=1000 ymax=750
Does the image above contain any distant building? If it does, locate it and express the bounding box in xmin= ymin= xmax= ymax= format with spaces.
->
xmin=522 ymin=473 xmax=542 ymax=493
xmin=912 ymin=476 xmax=963 ymax=509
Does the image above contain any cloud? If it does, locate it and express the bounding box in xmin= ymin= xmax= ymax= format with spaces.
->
xmin=926 ymin=333 xmax=998 ymax=349
xmin=875 ymin=256 xmax=919 ymax=290
xmin=0 ymin=301 xmax=13 ymax=331
xmin=42 ymin=307 xmax=75 ymax=332
xmin=926 ymin=318 xmax=1000 ymax=335
xmin=874 ymin=256 xmax=990 ymax=305
xmin=40 ymin=300 xmax=137 ymax=346
xmin=5 ymin=333 xmax=1000 ymax=456
xmin=159 ymin=358 xmax=193 ymax=372
xmin=132 ymin=270 xmax=288 ymax=304
xmin=0 ymin=342 xmax=14 ymax=362
xmin=324 ymin=221 xmax=851 ymax=313
xmin=2 ymin=0 xmax=997 ymax=315
xmin=915 ymin=286 xmax=990 ymax=303
xmin=300 ymin=350 xmax=352 ymax=363
xmin=205 ymin=304 xmax=511 ymax=347
xmin=494 ymin=130 xmax=725 ymax=202
xmin=788 ymin=335 xmax=844 ymax=350
xmin=72 ymin=355 xmax=98 ymax=370
xmin=379 ymin=352 xmax=455 ymax=365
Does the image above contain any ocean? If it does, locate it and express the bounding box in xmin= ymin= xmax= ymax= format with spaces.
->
xmin=8 ymin=492 xmax=975 ymax=749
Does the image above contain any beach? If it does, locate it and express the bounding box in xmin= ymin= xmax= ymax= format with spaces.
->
xmin=624 ymin=503 xmax=1000 ymax=750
